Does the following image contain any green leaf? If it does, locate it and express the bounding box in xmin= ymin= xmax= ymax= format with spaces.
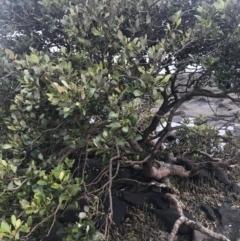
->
xmin=117 ymin=29 xmax=123 ymax=40
xmin=69 ymin=8 xmax=75 ymax=15
xmin=169 ymin=10 xmax=181 ymax=24
xmin=107 ymin=122 xmax=121 ymax=131
xmin=109 ymin=111 xmax=119 ymax=119
xmin=84 ymin=206 xmax=89 ymax=213
xmin=213 ymin=0 xmax=225 ymax=10
xmin=61 ymin=80 xmax=69 ymax=88
xmin=166 ymin=23 xmax=171 ymax=31
xmin=155 ymin=98 xmax=163 ymax=104
xmin=152 ymin=88 xmax=157 ymax=97
xmin=133 ymin=98 xmax=141 ymax=106
xmin=51 ymin=183 xmax=61 ymax=189
xmin=59 ymin=171 xmax=65 ymax=181
xmin=133 ymin=90 xmax=142 ymax=97
xmin=1 ymin=221 xmax=11 ymax=233
xmin=33 ymin=66 xmax=41 ymax=75
xmin=130 ymin=115 xmax=138 ymax=126
xmin=146 ymin=12 xmax=151 ymax=24
xmin=44 ymin=54 xmax=50 ymax=63
xmin=51 ymin=98 xmax=60 ymax=105
xmin=127 ymin=43 xmax=133 ymax=50
xmin=81 ymin=90 xmax=86 ymax=100
xmin=11 ymin=215 xmax=16 ymax=227
xmin=15 ymin=231 xmax=20 ymax=239
xmin=155 ymin=75 xmax=164 ymax=82
xmin=91 ymin=27 xmax=101 ymax=36
xmin=141 ymin=73 xmax=151 ymax=81
xmin=30 ymin=54 xmax=39 ymax=64
xmin=76 ymin=139 xmax=86 ymax=147
xmin=92 ymin=231 xmax=104 ymax=240
xmin=27 ymin=216 xmax=33 ymax=227
xmin=26 ymin=105 xmax=33 ymax=112
xmin=116 ymin=137 xmax=125 ymax=146
xmin=161 ymin=74 xmax=171 ymax=83
xmin=59 ymin=193 xmax=69 ymax=202
xmin=8 ymin=181 xmax=14 ymax=190
xmin=175 ymin=18 xmax=181 ymax=28
xmin=121 ymin=126 xmax=129 ymax=133
xmin=37 ymin=180 xmax=48 ymax=186
xmin=38 ymin=153 xmax=43 ymax=160
xmin=104 ymin=12 xmax=110 ymax=18
xmin=159 ymin=87 xmax=164 ymax=92
xmin=15 ymin=219 xmax=22 ymax=229
xmin=135 ymin=134 xmax=142 ymax=141
xmin=138 ymin=66 xmax=145 ymax=74
xmin=102 ymin=130 xmax=108 ymax=138
xmin=88 ymin=88 xmax=96 ymax=98
xmin=78 ymin=37 xmax=86 ymax=44
xmin=79 ymin=212 xmax=87 ymax=219
xmin=1 ymin=160 xmax=7 ymax=167
xmin=14 ymin=180 xmax=22 ymax=186
xmin=67 ymin=184 xmax=79 ymax=196
xmin=61 ymin=47 xmax=66 ymax=54
xmin=197 ymin=6 xmax=203 ymax=13
xmin=86 ymin=225 xmax=90 ymax=233
xmin=2 ymin=144 xmax=12 ymax=149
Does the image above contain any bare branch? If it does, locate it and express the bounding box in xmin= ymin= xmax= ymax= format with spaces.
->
xmin=127 ymin=139 xmax=144 ymax=153
xmin=104 ymin=145 xmax=120 ymax=241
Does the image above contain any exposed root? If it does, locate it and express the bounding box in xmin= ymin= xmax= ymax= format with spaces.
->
xmin=113 ymin=178 xmax=179 ymax=194
xmin=164 ymin=193 xmax=230 ymax=241
xmin=143 ymin=151 xmax=240 ymax=180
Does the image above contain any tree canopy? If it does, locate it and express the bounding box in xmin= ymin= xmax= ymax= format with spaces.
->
xmin=0 ymin=0 xmax=240 ymax=240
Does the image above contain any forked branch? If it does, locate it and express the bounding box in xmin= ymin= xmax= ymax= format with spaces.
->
xmin=164 ymin=193 xmax=230 ymax=241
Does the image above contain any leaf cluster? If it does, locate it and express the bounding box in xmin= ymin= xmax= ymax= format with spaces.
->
xmin=0 ymin=0 xmax=239 ymax=240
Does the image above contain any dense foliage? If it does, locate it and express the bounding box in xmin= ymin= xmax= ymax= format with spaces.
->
xmin=0 ymin=0 xmax=240 ymax=240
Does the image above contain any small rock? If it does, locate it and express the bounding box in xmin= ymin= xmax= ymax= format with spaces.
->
xmin=201 ymin=204 xmax=216 ymax=221
xmin=232 ymin=194 xmax=240 ymax=201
